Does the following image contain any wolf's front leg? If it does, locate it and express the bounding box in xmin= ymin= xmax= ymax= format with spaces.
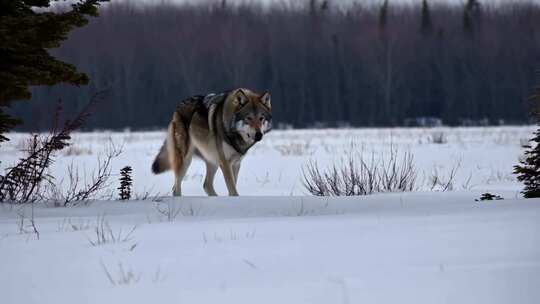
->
xmin=203 ymin=161 xmax=218 ymax=196
xmin=220 ymin=161 xmax=239 ymax=196
xmin=172 ymin=176 xmax=182 ymax=196
xmin=232 ymin=162 xmax=241 ymax=186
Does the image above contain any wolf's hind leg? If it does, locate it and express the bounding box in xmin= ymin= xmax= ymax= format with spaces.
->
xmin=167 ymin=112 xmax=192 ymax=197
xmin=203 ymin=161 xmax=218 ymax=196
xmin=172 ymin=152 xmax=192 ymax=196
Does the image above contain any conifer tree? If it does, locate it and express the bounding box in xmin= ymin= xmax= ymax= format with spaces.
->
xmin=0 ymin=0 xmax=107 ymax=142
xmin=514 ymin=70 xmax=540 ymax=198
xmin=463 ymin=0 xmax=481 ymax=35
xmin=118 ymin=166 xmax=133 ymax=201
xmin=420 ymin=0 xmax=433 ymax=35
xmin=379 ymin=0 xmax=389 ymax=31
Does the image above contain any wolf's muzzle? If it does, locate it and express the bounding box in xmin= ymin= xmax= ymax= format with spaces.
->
xmin=254 ymin=132 xmax=263 ymax=141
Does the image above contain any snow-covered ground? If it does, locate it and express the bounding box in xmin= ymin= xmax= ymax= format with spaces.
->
xmin=1 ymin=126 xmax=539 ymax=303
xmin=0 ymin=126 xmax=534 ymax=196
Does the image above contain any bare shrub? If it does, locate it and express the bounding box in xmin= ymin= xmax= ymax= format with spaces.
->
xmin=429 ymin=162 xmax=460 ymax=191
xmin=430 ymin=131 xmax=447 ymax=144
xmin=57 ymin=217 xmax=92 ymax=232
xmin=485 ymin=168 xmax=515 ymax=184
xmin=290 ymin=198 xmax=315 ymax=216
xmin=1 ymin=132 xmax=63 ymax=204
xmin=61 ymin=146 xmax=92 ymax=156
xmin=255 ymin=172 xmax=271 ymax=187
xmin=154 ymin=201 xmax=182 ymax=222
xmin=379 ymin=150 xmax=417 ymax=192
xmin=202 ymin=229 xmax=257 ymax=244
xmin=461 ymin=172 xmax=474 ymax=190
xmin=0 ymin=92 xmax=106 ymax=204
xmin=153 ymin=200 xmax=202 ymax=221
xmin=87 ymin=215 xmax=136 ymax=246
xmin=274 ymin=140 xmax=313 ymax=156
xmin=100 ymin=261 xmax=141 ymax=286
xmin=45 ymin=141 xmax=122 ymax=207
xmin=134 ymin=188 xmax=162 ymax=201
xmin=152 ymin=266 xmax=167 ymax=283
xmin=16 ymin=204 xmax=39 ymax=239
xmin=303 ymin=147 xmax=417 ymax=196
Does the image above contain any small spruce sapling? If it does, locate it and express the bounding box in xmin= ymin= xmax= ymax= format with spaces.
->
xmin=514 ymin=70 xmax=540 ymax=198
xmin=118 ymin=166 xmax=133 ymax=201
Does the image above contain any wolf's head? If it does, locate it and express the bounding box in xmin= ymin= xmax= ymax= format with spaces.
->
xmin=228 ymin=89 xmax=272 ymax=144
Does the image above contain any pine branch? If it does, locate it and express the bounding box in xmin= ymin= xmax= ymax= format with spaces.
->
xmin=0 ymin=90 xmax=107 ymax=203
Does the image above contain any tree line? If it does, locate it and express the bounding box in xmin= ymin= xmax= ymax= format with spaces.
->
xmin=10 ymin=0 xmax=540 ymax=131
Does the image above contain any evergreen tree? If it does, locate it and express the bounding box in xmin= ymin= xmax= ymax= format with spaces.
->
xmin=0 ymin=0 xmax=107 ymax=142
xmin=514 ymin=70 xmax=540 ymax=198
xmin=463 ymin=9 xmax=472 ymax=34
xmin=320 ymin=0 xmax=329 ymax=12
xmin=379 ymin=0 xmax=389 ymax=31
xmin=420 ymin=0 xmax=433 ymax=35
xmin=118 ymin=166 xmax=133 ymax=200
xmin=463 ymin=0 xmax=481 ymax=35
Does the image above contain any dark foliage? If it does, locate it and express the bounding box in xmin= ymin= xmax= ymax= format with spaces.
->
xmin=379 ymin=0 xmax=389 ymax=30
xmin=514 ymin=129 xmax=540 ymax=198
xmin=475 ymin=192 xmax=503 ymax=201
xmin=8 ymin=1 xmax=540 ymax=131
xmin=118 ymin=166 xmax=132 ymax=201
xmin=420 ymin=0 xmax=433 ymax=35
xmin=514 ymin=70 xmax=540 ymax=198
xmin=463 ymin=0 xmax=481 ymax=34
xmin=0 ymin=0 xmax=107 ymax=142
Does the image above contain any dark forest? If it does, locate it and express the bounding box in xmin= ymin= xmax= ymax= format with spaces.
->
xmin=11 ymin=0 xmax=540 ymax=131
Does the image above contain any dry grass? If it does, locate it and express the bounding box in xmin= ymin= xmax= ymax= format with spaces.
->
xmin=87 ymin=215 xmax=136 ymax=246
xmin=100 ymin=261 xmax=141 ymax=286
xmin=303 ymin=146 xmax=417 ymax=196
xmin=274 ymin=140 xmax=314 ymax=156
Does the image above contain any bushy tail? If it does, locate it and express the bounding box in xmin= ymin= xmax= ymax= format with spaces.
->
xmin=151 ymin=141 xmax=170 ymax=174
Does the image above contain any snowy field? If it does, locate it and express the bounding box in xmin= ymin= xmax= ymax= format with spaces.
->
xmin=1 ymin=126 xmax=540 ymax=303
xmin=0 ymin=126 xmax=535 ymax=197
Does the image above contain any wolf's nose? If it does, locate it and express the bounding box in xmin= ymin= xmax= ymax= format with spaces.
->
xmin=254 ymin=132 xmax=263 ymax=141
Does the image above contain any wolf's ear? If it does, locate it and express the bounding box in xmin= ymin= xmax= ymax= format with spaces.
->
xmin=260 ymin=92 xmax=271 ymax=109
xmin=233 ymin=89 xmax=249 ymax=107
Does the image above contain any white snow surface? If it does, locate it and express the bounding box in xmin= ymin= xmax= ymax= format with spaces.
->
xmin=0 ymin=126 xmax=534 ymax=196
xmin=1 ymin=126 xmax=539 ymax=303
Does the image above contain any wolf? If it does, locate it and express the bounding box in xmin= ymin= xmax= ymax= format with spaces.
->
xmin=151 ymin=88 xmax=272 ymax=196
